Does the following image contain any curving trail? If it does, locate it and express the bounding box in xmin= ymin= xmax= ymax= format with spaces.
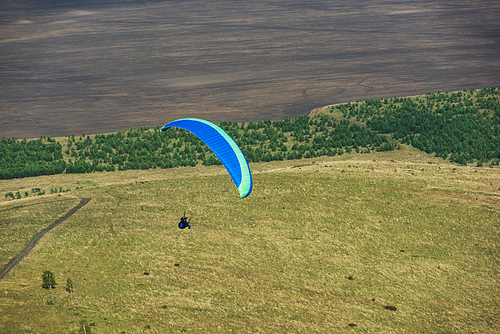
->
xmin=0 ymin=198 xmax=91 ymax=281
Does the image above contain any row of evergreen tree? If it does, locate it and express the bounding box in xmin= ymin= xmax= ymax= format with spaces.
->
xmin=1 ymin=87 xmax=498 ymax=179
xmin=1 ymin=114 xmax=394 ymax=179
xmin=362 ymin=87 xmax=500 ymax=166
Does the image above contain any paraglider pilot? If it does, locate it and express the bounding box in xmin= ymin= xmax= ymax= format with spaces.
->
xmin=178 ymin=215 xmax=191 ymax=229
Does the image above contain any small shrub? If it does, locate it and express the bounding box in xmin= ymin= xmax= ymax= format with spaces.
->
xmin=78 ymin=319 xmax=92 ymax=334
xmin=66 ymin=278 xmax=74 ymax=293
xmin=41 ymin=270 xmax=56 ymax=289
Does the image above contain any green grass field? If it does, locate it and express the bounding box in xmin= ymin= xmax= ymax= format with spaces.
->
xmin=1 ymin=146 xmax=499 ymax=333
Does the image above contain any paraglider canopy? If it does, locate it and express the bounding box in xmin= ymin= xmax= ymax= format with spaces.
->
xmin=161 ymin=118 xmax=252 ymax=198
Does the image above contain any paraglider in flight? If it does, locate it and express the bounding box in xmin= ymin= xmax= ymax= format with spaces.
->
xmin=161 ymin=118 xmax=253 ymax=198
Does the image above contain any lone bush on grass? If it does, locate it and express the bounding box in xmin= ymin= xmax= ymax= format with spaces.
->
xmin=41 ymin=270 xmax=56 ymax=289
xmin=66 ymin=278 xmax=74 ymax=293
xmin=78 ymin=319 xmax=92 ymax=334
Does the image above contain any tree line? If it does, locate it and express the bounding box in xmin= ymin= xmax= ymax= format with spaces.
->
xmin=0 ymin=137 xmax=66 ymax=179
xmin=361 ymin=87 xmax=500 ymax=166
xmin=1 ymin=115 xmax=393 ymax=180
xmin=1 ymin=86 xmax=498 ymax=180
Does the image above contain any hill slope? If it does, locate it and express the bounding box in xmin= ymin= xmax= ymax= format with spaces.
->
xmin=1 ymin=148 xmax=499 ymax=333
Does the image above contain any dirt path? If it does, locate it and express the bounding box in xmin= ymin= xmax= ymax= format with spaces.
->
xmin=0 ymin=198 xmax=91 ymax=281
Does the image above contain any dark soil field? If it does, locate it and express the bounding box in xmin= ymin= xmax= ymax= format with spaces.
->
xmin=1 ymin=0 xmax=499 ymax=139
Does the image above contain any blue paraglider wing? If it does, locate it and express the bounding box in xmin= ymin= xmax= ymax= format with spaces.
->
xmin=161 ymin=118 xmax=252 ymax=198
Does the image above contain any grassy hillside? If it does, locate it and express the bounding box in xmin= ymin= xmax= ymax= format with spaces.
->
xmin=1 ymin=146 xmax=499 ymax=333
